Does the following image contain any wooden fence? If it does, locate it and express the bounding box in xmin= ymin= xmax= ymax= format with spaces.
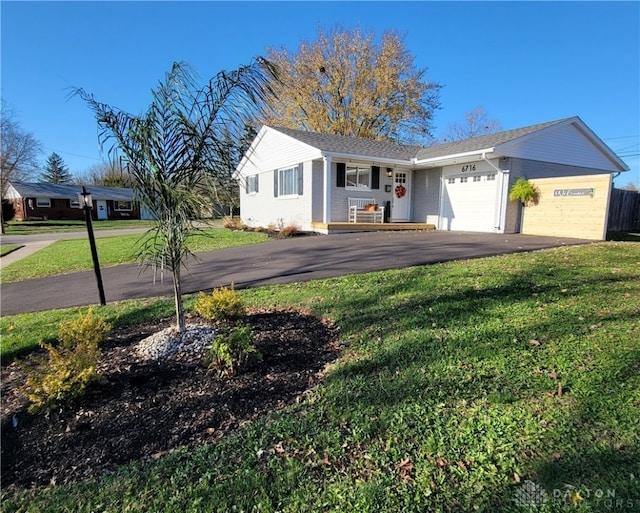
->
xmin=608 ymin=188 xmax=640 ymax=232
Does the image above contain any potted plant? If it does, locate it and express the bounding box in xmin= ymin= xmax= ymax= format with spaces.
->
xmin=509 ymin=178 xmax=540 ymax=206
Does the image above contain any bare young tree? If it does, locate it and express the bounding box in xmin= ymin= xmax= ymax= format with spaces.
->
xmin=76 ymin=158 xmax=133 ymax=187
xmin=72 ymin=59 xmax=276 ymax=331
xmin=1 ymin=100 xmax=42 ymax=232
xmin=262 ymin=26 xmax=441 ymax=144
xmin=441 ymin=106 xmax=502 ymax=142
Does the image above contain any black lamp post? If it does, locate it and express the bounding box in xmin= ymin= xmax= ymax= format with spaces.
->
xmin=79 ymin=186 xmax=106 ymax=306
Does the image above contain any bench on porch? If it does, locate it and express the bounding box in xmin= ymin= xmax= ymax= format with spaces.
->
xmin=348 ymin=197 xmax=385 ymax=223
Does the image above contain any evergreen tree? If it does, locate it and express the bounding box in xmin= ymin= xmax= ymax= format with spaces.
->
xmin=41 ymin=152 xmax=72 ymax=183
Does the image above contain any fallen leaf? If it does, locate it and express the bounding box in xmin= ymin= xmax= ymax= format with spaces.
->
xmin=435 ymin=456 xmax=450 ymax=468
xmin=397 ymin=456 xmax=414 ymax=482
xmin=529 ymin=339 xmax=540 ymax=346
xmin=514 ymin=472 xmax=521 ymax=483
xmin=397 ymin=456 xmax=413 ymax=469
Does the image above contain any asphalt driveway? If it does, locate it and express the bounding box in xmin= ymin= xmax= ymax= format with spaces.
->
xmin=0 ymin=230 xmax=591 ymax=316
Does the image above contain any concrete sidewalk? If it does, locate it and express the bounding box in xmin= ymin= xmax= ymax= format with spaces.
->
xmin=0 ymin=240 xmax=56 ymax=269
xmin=0 ymin=227 xmax=151 ymax=271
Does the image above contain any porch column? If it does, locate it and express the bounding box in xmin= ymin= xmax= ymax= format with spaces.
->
xmin=323 ymin=155 xmax=332 ymax=223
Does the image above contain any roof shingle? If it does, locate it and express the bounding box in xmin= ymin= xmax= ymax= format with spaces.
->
xmin=271 ymin=117 xmax=573 ymax=163
xmin=7 ymin=182 xmax=134 ymax=201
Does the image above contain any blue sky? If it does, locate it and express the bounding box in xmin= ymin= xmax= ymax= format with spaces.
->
xmin=2 ymin=1 xmax=639 ymax=186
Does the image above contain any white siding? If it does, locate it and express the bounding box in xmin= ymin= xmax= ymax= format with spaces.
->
xmin=500 ymin=123 xmax=619 ymax=171
xmin=239 ymin=128 xmax=321 ymax=231
xmin=238 ymin=127 xmax=322 ymax=177
xmin=4 ymin=184 xmax=20 ymax=199
xmin=240 ymin=161 xmax=315 ymax=231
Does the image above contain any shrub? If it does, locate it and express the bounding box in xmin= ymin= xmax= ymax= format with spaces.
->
xmin=2 ymin=199 xmax=16 ymax=223
xmin=266 ymin=222 xmax=278 ymax=233
xmin=223 ymin=216 xmax=246 ymax=231
xmin=20 ymin=308 xmax=111 ymax=413
xmin=278 ymin=223 xmax=300 ymax=238
xmin=194 ymin=283 xmax=246 ymax=321
xmin=207 ymin=324 xmax=261 ymax=375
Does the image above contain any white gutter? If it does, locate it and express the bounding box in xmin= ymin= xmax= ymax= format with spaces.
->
xmin=412 ymin=147 xmax=496 ymax=167
xmin=321 ymin=151 xmax=412 ymax=168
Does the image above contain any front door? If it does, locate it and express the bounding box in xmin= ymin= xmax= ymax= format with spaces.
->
xmin=392 ymin=171 xmax=410 ymax=221
xmin=96 ymin=200 xmax=108 ymax=220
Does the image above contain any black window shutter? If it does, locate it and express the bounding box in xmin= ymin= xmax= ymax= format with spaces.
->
xmin=255 ymin=175 xmax=259 ymax=193
xmin=371 ymin=166 xmax=380 ymax=189
xmin=273 ymin=170 xmax=279 ymax=197
xmin=337 ymin=162 xmax=346 ymax=187
xmin=245 ymin=177 xmax=249 ymax=194
xmin=297 ymin=164 xmax=303 ymax=195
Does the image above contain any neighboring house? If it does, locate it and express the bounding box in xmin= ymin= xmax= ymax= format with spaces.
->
xmin=4 ymin=182 xmax=140 ymax=221
xmin=235 ymin=116 xmax=629 ymax=240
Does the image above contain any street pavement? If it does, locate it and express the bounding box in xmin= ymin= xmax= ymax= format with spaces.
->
xmin=0 ymin=230 xmax=592 ymax=316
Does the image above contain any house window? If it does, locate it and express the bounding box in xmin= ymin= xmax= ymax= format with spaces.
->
xmin=346 ymin=165 xmax=371 ymax=189
xmin=460 ymin=177 xmax=468 ymax=183
xmin=278 ymin=166 xmax=300 ymax=196
xmin=447 ymin=177 xmax=455 ymax=184
xmin=473 ymin=175 xmax=481 ymax=182
xmin=114 ymin=201 xmax=133 ymax=211
xmin=487 ymin=174 xmax=496 ymax=181
xmin=36 ymin=198 xmax=51 ymax=208
xmin=70 ymin=199 xmax=81 ymax=209
xmin=246 ymin=175 xmax=259 ymax=194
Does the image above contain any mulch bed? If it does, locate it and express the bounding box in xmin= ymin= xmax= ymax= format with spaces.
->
xmin=1 ymin=309 xmax=340 ymax=491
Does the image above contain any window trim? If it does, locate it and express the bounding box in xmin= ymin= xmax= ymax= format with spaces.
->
xmin=246 ymin=174 xmax=259 ymax=194
xmin=345 ymin=165 xmax=372 ymax=190
xmin=36 ymin=197 xmax=51 ymax=208
xmin=113 ymin=200 xmax=133 ymax=211
xmin=277 ymin=165 xmax=301 ymax=197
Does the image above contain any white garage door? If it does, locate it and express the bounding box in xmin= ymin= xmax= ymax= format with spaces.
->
xmin=440 ymin=171 xmax=499 ymax=232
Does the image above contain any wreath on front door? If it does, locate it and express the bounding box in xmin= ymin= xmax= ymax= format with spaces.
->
xmin=395 ymin=184 xmax=406 ymax=198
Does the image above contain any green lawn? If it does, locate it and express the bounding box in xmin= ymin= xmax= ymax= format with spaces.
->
xmin=2 ymin=219 xmax=157 ymax=234
xmin=1 ymin=241 xmax=639 ymax=512
xmin=0 ymin=244 xmax=22 ymax=257
xmin=0 ymin=229 xmax=269 ymax=283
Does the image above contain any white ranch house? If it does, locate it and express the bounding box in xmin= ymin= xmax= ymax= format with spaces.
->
xmin=235 ymin=116 xmax=628 ymax=240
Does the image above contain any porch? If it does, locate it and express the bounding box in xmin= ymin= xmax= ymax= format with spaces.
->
xmin=311 ymin=222 xmax=436 ymax=235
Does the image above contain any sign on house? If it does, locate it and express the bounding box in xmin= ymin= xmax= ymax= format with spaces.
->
xmin=553 ymin=188 xmax=594 ymax=198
